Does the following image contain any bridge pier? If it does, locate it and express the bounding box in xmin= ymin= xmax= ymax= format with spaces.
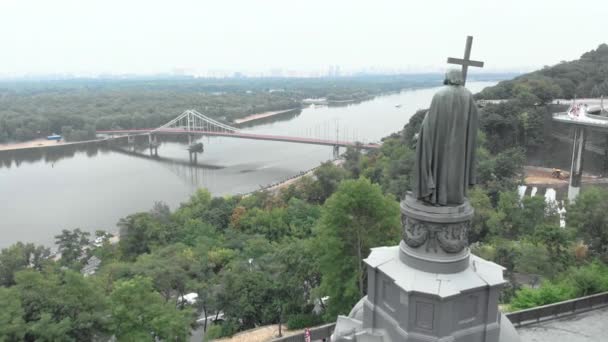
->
xmin=188 ymin=141 xmax=203 ymax=164
xmin=604 ymin=135 xmax=608 ymax=177
xmin=333 ymin=145 xmax=340 ymax=159
xmin=127 ymin=135 xmax=135 ymax=144
xmin=189 ymin=151 xmax=198 ymax=164
xmin=568 ymin=126 xmax=587 ymax=202
xmin=148 ymin=134 xmax=159 ymax=156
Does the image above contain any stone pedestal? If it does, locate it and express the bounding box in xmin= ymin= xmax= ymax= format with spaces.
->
xmin=332 ymin=194 xmax=520 ymax=342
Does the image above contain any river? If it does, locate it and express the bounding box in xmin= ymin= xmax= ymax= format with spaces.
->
xmin=0 ymin=82 xmax=495 ymax=249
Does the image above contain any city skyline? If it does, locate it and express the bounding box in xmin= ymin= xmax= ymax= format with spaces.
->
xmin=1 ymin=0 xmax=606 ymax=77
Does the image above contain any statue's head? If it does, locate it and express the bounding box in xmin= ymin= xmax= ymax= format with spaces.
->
xmin=443 ymin=69 xmax=464 ymax=86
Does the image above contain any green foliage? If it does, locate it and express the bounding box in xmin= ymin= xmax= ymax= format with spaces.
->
xmin=54 ymin=228 xmax=90 ymax=268
xmin=118 ymin=212 xmax=167 ymax=260
xmin=0 ymin=75 xmax=440 ymax=143
xmin=477 ymin=44 xmax=608 ymax=100
xmin=286 ymin=313 xmax=324 ymax=330
xmin=13 ymin=269 xmax=111 ymax=341
xmin=109 ymin=276 xmax=192 ymax=341
xmin=509 ymin=282 xmax=574 ymax=311
xmin=0 ymin=287 xmax=26 ymax=341
xmin=206 ymin=320 xmax=239 ymax=340
xmin=205 ymin=324 xmax=224 ymax=340
xmin=479 ymin=100 xmax=548 ymax=154
xmin=468 ymin=187 xmax=495 ymax=242
xmin=284 ymin=198 xmax=321 ymax=238
xmin=509 ymin=262 xmax=608 ymax=311
xmin=129 ymin=243 xmax=198 ymax=302
xmin=567 ymin=187 xmax=608 ymax=261
xmin=513 ymin=241 xmax=551 ymax=276
xmin=317 ymin=178 xmax=400 ymax=317
xmin=312 ymin=161 xmax=350 ymax=203
xmin=0 ymin=242 xmax=50 ymax=287
xmin=219 ymin=265 xmax=274 ymax=329
xmin=402 ymin=109 xmax=426 ymax=146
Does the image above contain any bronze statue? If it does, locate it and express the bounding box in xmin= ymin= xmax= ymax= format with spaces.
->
xmin=413 ymin=69 xmax=479 ymax=206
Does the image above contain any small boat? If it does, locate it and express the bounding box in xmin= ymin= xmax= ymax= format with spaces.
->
xmin=47 ymin=134 xmax=62 ymax=141
xmin=395 ymin=104 xmax=402 ymax=108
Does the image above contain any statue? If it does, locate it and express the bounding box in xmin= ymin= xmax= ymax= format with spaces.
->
xmin=332 ymin=37 xmax=520 ymax=342
xmin=413 ymin=69 xmax=479 ymax=205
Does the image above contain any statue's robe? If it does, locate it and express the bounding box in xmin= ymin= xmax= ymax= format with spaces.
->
xmin=413 ymin=85 xmax=478 ymax=205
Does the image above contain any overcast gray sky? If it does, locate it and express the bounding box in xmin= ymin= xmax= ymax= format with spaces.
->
xmin=1 ymin=0 xmax=606 ymax=76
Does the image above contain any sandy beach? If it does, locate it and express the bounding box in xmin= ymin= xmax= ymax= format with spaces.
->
xmin=233 ymin=108 xmax=298 ymax=124
xmin=0 ymin=138 xmax=67 ymax=151
xmin=0 ymin=137 xmax=110 ymax=152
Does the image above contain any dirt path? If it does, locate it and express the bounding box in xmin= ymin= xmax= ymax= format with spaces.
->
xmin=213 ymin=324 xmax=304 ymax=342
xmin=524 ymin=166 xmax=608 ymax=186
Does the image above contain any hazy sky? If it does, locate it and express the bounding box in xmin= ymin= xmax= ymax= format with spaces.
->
xmin=1 ymin=0 xmax=606 ymax=76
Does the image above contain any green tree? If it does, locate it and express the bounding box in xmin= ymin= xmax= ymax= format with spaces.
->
xmin=567 ymin=187 xmax=608 ymax=260
xmin=131 ymin=244 xmax=196 ymax=303
xmin=118 ymin=212 xmax=167 ymax=260
xmin=54 ymin=229 xmax=90 ymax=268
xmin=468 ymin=187 xmax=495 ymax=242
xmin=533 ymin=223 xmax=573 ymax=270
xmin=313 ymin=161 xmax=350 ymax=203
xmin=219 ymin=264 xmax=274 ymax=330
xmin=109 ymin=276 xmax=192 ymax=341
xmin=317 ymin=178 xmax=400 ymax=317
xmin=0 ymin=242 xmax=50 ymax=286
xmin=0 ymin=287 xmax=26 ymax=341
xmin=14 ymin=269 xmax=110 ymax=341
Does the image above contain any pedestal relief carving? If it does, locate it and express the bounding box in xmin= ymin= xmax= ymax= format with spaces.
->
xmin=402 ymin=216 xmax=469 ymax=254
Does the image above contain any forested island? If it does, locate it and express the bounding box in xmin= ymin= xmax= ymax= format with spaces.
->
xmin=2 ymin=45 xmax=608 ymax=341
xmin=0 ymin=73 xmax=506 ymax=143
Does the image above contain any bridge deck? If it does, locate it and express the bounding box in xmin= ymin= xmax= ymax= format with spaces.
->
xmin=553 ymin=112 xmax=608 ymax=131
xmin=96 ymin=128 xmax=381 ymax=149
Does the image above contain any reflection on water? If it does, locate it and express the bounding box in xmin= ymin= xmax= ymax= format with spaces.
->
xmin=0 ymin=82 xmax=496 ymax=248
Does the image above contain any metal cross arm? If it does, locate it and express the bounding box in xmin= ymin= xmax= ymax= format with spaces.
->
xmin=447 ymin=36 xmax=484 ymax=85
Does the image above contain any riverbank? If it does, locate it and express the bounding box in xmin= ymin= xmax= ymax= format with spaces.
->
xmin=0 ymin=138 xmax=68 ymax=151
xmin=242 ymin=159 xmax=345 ymax=197
xmin=233 ymin=108 xmax=300 ymax=124
xmin=0 ymin=137 xmax=108 ymax=152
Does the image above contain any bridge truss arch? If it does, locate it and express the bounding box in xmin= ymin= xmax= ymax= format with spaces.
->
xmin=153 ymin=109 xmax=240 ymax=134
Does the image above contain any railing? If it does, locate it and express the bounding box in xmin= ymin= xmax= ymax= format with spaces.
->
xmin=505 ymin=291 xmax=608 ymax=326
xmin=271 ymin=323 xmax=336 ymax=342
xmin=271 ymin=291 xmax=608 ymax=341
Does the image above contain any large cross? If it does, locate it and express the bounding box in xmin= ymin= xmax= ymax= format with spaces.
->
xmin=447 ymin=36 xmax=484 ymax=85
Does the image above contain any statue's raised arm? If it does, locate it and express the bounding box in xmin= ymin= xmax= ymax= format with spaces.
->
xmin=413 ymin=69 xmax=478 ymax=206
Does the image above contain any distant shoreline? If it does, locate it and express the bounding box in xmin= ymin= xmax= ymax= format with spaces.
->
xmin=233 ymin=108 xmax=300 ymax=124
xmin=0 ymin=137 xmax=107 ymax=152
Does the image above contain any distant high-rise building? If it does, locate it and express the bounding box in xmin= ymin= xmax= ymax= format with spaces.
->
xmin=327 ymin=65 xmax=341 ymax=77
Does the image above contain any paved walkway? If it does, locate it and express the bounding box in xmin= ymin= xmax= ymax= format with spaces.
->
xmin=517 ymin=306 xmax=608 ymax=342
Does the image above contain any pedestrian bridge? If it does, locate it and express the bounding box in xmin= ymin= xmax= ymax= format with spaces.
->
xmin=96 ymin=110 xmax=380 ymax=159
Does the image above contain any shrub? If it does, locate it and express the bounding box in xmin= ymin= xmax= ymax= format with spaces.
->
xmin=205 ymin=325 xmax=223 ymax=340
xmin=508 ymin=261 xmax=608 ymax=311
xmin=205 ymin=320 xmax=239 ymax=340
xmin=509 ymin=282 xmax=575 ymax=311
xmin=564 ymin=261 xmax=608 ymax=297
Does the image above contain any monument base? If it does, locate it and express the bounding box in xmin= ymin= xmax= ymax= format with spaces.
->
xmin=332 ymin=196 xmax=520 ymax=342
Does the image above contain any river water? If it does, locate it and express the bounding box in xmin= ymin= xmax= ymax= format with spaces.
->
xmin=0 ymin=82 xmax=495 ymax=248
